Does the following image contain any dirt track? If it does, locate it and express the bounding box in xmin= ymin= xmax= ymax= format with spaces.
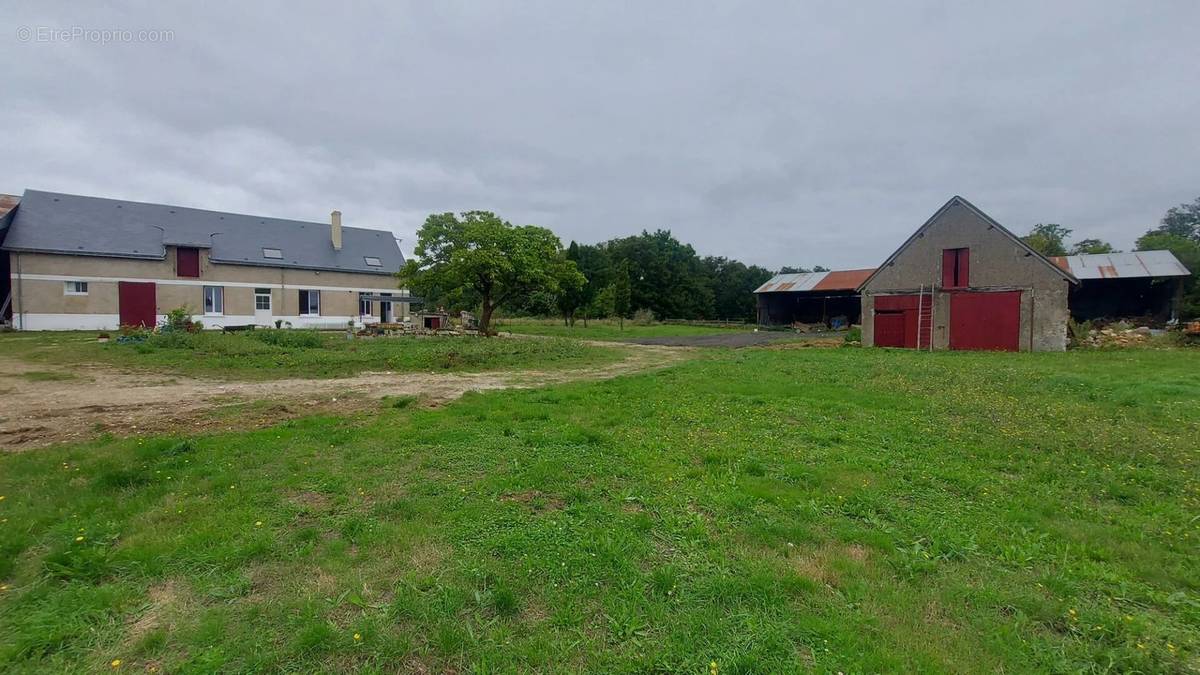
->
xmin=0 ymin=343 xmax=688 ymax=451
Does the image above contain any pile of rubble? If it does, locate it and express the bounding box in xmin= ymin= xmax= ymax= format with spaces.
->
xmin=1079 ymin=325 xmax=1153 ymax=348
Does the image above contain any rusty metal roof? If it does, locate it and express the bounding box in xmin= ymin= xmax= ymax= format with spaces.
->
xmin=1049 ymin=251 xmax=1190 ymax=280
xmin=754 ymin=268 xmax=876 ymax=294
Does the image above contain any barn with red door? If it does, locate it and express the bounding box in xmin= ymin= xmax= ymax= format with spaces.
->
xmin=858 ymin=196 xmax=1078 ymax=352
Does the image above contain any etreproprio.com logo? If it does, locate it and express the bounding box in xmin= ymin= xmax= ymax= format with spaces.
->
xmin=16 ymin=26 xmax=175 ymax=44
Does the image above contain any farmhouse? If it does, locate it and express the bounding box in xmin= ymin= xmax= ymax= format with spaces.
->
xmin=0 ymin=190 xmax=409 ymax=331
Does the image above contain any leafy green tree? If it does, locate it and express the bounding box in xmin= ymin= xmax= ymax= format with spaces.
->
xmin=397 ymin=211 xmax=584 ymax=335
xmin=589 ymin=284 xmax=616 ymax=319
xmin=704 ymin=256 xmax=773 ymax=320
xmin=1069 ymin=238 xmax=1116 ymax=255
xmin=1022 ymin=224 xmax=1073 ymax=256
xmin=613 ymin=261 xmax=631 ymax=329
xmin=556 ymin=242 xmax=588 ymax=325
xmin=1136 ymin=196 xmax=1200 ymax=318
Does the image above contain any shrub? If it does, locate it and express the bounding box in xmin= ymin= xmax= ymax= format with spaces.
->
xmin=1067 ymin=318 xmax=1093 ymax=349
xmin=845 ymin=326 xmax=862 ymax=344
xmin=631 ymin=308 xmax=655 ymax=325
xmin=161 ymin=306 xmax=201 ymax=333
xmin=249 ymin=329 xmax=324 ymax=349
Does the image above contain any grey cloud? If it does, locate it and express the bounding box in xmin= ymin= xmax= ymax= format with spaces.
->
xmin=4 ymin=1 xmax=1198 ymax=270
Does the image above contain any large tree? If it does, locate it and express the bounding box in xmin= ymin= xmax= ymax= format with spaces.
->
xmin=398 ymin=211 xmax=583 ymax=334
xmin=1021 ymin=223 xmax=1073 ymax=257
xmin=1069 ymin=238 xmax=1116 ymax=255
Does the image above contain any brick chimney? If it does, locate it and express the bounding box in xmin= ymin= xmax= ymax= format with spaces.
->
xmin=330 ymin=210 xmax=343 ymax=251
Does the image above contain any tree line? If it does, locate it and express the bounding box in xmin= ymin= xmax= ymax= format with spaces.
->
xmin=398 ymin=214 xmax=782 ymax=332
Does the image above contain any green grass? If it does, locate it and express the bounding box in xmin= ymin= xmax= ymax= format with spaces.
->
xmin=0 ymin=331 xmax=623 ymax=380
xmin=1 ymin=348 xmax=1199 ymax=672
xmin=498 ymin=317 xmax=753 ymax=340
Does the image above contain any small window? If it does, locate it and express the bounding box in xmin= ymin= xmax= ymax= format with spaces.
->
xmin=64 ymin=281 xmax=89 ymax=295
xmin=364 ymin=256 xmax=382 ymax=267
xmin=299 ymin=289 xmax=320 ymax=316
xmin=203 ymin=286 xmax=224 ymax=315
xmin=359 ymin=292 xmax=372 ymax=316
xmin=262 ymin=248 xmax=283 ymax=259
xmin=254 ymin=288 xmax=272 ymax=311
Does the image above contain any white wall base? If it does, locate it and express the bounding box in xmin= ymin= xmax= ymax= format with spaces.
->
xmin=14 ymin=313 xmax=384 ymax=331
xmin=14 ymin=313 xmax=123 ymax=331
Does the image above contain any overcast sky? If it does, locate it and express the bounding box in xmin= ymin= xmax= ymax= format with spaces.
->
xmin=4 ymin=2 xmax=1199 ymax=270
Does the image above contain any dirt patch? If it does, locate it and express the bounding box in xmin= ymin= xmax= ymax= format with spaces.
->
xmin=0 ymin=342 xmax=688 ymax=451
xmin=499 ymin=490 xmax=565 ymax=512
xmin=788 ymin=542 xmax=870 ymax=588
xmin=287 ymin=490 xmax=332 ymax=511
xmin=126 ymin=580 xmax=184 ymax=644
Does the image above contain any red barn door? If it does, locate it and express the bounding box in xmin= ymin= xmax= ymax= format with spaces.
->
xmin=874 ymin=312 xmax=906 ymax=347
xmin=949 ymin=291 xmax=1021 ymax=351
xmin=118 ymin=281 xmax=157 ymax=328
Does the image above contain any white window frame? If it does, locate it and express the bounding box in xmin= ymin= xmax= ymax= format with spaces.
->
xmin=364 ymin=256 xmax=382 ymax=267
xmin=262 ymin=247 xmax=283 ymax=259
xmin=64 ymin=281 xmax=89 ymax=296
xmin=358 ymin=292 xmax=372 ymax=317
xmin=203 ymin=286 xmax=224 ymax=316
xmin=254 ymin=288 xmax=272 ymax=311
xmin=299 ymin=289 xmax=320 ymax=316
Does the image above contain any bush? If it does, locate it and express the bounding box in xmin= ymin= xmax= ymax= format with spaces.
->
xmin=845 ymin=327 xmax=862 ymax=344
xmin=161 ymin=306 xmax=201 ymax=333
xmin=249 ymin=329 xmax=324 ymax=349
xmin=631 ymin=308 xmax=655 ymax=326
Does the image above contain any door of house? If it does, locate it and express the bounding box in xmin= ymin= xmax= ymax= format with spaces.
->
xmin=873 ymin=311 xmax=907 ymax=347
xmin=949 ymin=291 xmax=1021 ymax=351
xmin=380 ymin=293 xmax=393 ymax=323
xmin=254 ymin=288 xmax=273 ymax=326
xmin=118 ymin=281 xmax=156 ymax=328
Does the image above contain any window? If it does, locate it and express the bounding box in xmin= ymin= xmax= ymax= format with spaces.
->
xmin=358 ymin=292 xmax=372 ymax=316
xmin=942 ymin=248 xmax=970 ymax=288
xmin=262 ymin=247 xmax=283 ymax=259
xmin=177 ymin=247 xmax=200 ymax=277
xmin=203 ymin=286 xmax=224 ymax=315
xmin=299 ymin=289 xmax=320 ymax=316
xmin=254 ymin=288 xmax=272 ymax=311
xmin=364 ymin=256 xmax=382 ymax=267
xmin=64 ymin=281 xmax=89 ymax=295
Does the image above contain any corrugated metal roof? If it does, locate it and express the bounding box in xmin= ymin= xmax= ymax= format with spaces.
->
xmin=2 ymin=190 xmax=405 ymax=275
xmin=1049 ymin=251 xmax=1190 ymax=280
xmin=754 ymin=269 xmax=875 ymax=294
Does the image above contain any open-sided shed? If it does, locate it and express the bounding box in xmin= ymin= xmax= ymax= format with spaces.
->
xmin=754 ymin=268 xmax=874 ymax=327
xmin=1049 ymin=251 xmax=1191 ymax=322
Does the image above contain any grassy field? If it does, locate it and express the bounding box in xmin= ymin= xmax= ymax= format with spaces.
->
xmin=0 ymin=331 xmax=623 ymax=380
xmin=1 ymin=347 xmax=1198 ymax=672
xmin=497 ymin=317 xmax=753 ymax=340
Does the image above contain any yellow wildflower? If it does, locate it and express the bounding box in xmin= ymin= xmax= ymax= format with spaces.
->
xmin=111 ymin=659 xmax=122 ymax=668
xmin=353 ymin=633 xmax=362 ymax=642
xmin=255 ymin=521 xmax=263 ymax=527
xmin=75 ymin=536 xmax=85 ymax=542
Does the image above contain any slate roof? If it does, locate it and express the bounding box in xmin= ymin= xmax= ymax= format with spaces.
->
xmin=1 ymin=190 xmax=404 ymax=275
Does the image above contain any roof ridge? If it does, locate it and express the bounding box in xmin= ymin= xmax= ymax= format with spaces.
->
xmin=21 ymin=189 xmax=395 ymax=236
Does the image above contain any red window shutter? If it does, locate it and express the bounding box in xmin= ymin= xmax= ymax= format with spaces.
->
xmin=177 ymin=248 xmax=200 ymax=277
xmin=956 ymin=248 xmax=970 ymax=287
xmin=942 ymin=249 xmax=957 ymax=287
